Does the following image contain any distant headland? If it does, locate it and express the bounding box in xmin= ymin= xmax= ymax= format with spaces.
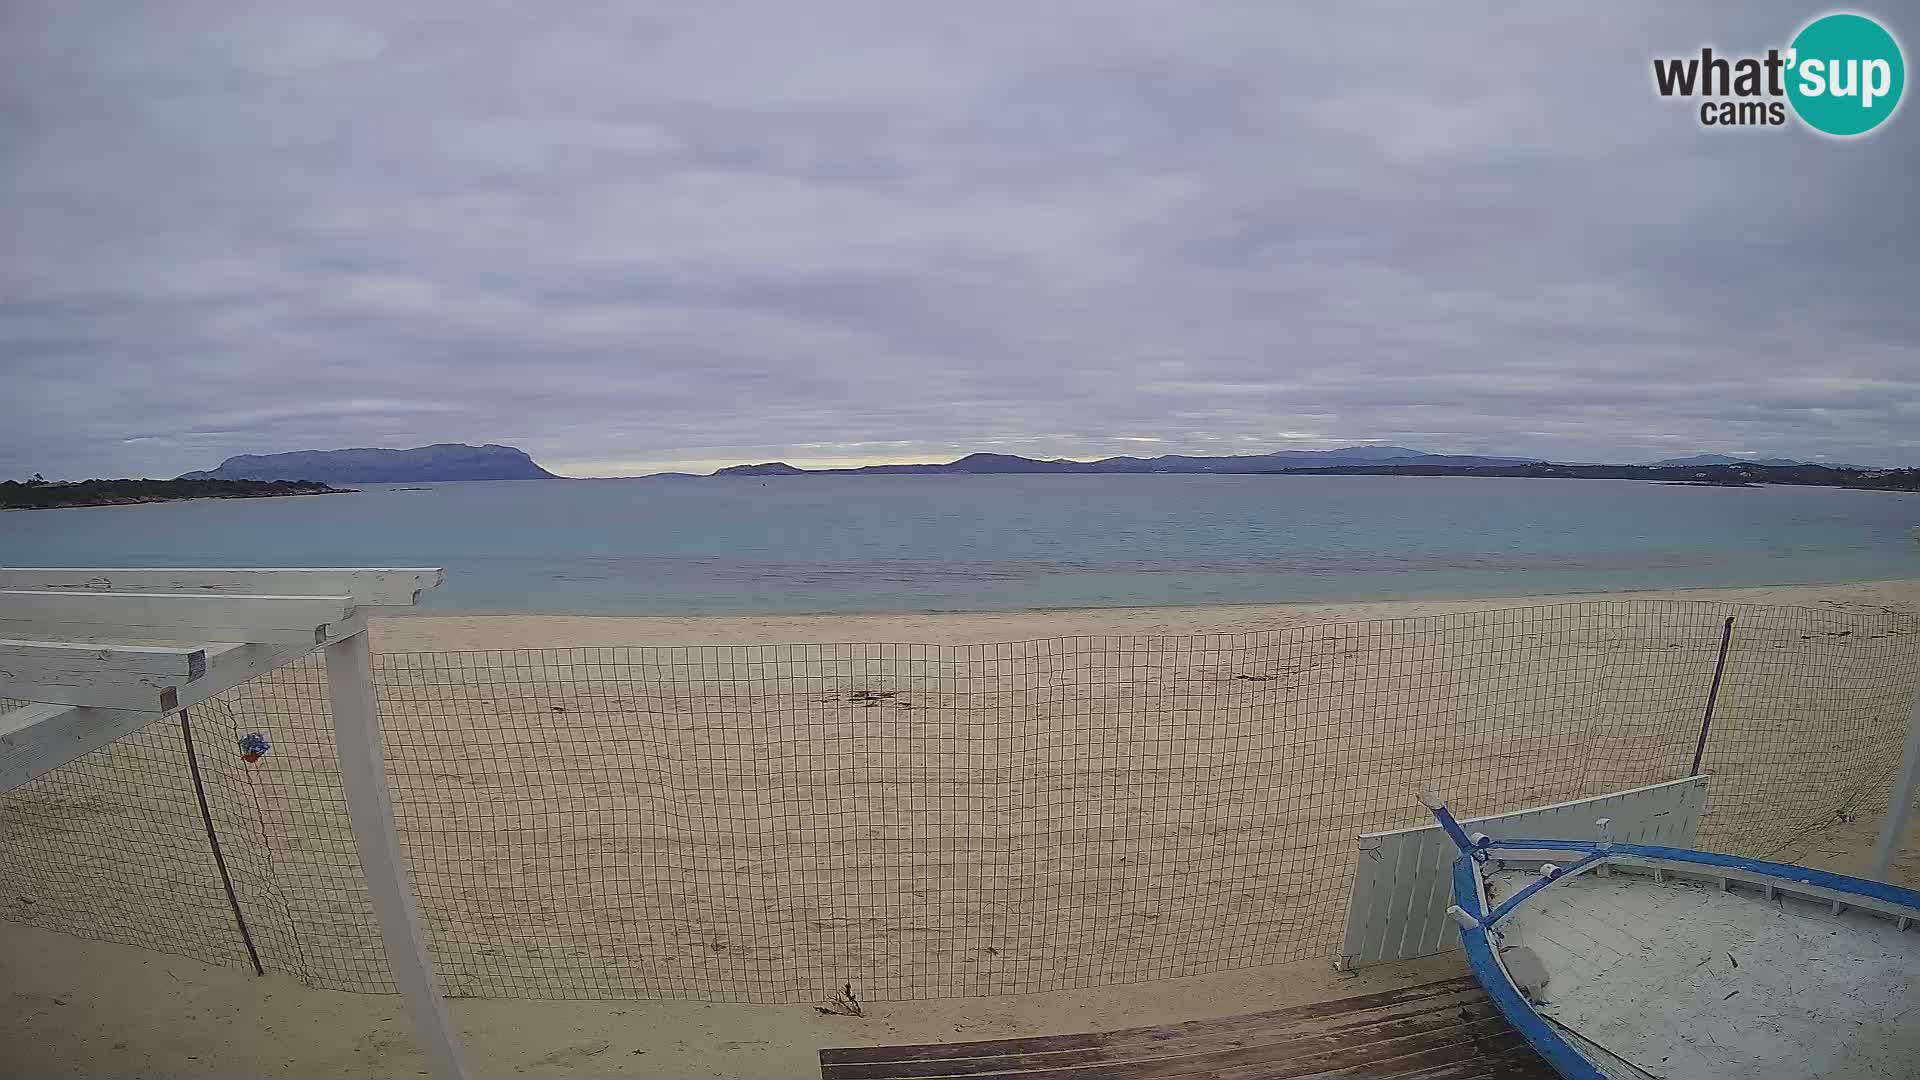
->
xmin=709 ymin=447 xmax=1535 ymax=476
xmin=2 ymin=477 xmax=348 ymax=511
xmin=180 ymin=443 xmax=558 ymax=483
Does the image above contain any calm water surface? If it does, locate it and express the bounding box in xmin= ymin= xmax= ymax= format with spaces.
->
xmin=2 ymin=475 xmax=1916 ymax=613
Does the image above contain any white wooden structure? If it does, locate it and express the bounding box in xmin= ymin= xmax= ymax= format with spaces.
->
xmin=1337 ymin=777 xmax=1709 ymax=970
xmin=0 ymin=568 xmax=470 ymax=1080
xmin=1872 ymin=679 xmax=1920 ymax=880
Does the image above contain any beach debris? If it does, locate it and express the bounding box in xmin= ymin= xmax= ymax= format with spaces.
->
xmin=815 ymin=982 xmax=864 ymax=1017
xmin=1230 ymin=661 xmax=1317 ymax=684
xmin=845 ymin=688 xmax=908 ymax=708
xmin=524 ymin=1040 xmax=610 ymax=1067
xmin=238 ymin=732 xmax=270 ymax=763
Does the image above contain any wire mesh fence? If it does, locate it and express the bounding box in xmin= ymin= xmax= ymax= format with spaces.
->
xmin=2 ymin=598 xmax=1915 ymax=1003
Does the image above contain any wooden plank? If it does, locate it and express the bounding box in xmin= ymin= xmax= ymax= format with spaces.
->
xmin=0 ymin=640 xmax=272 ymax=711
xmin=0 ymin=664 xmax=186 ymax=712
xmin=1383 ymin=827 xmax=1428 ymax=966
xmin=1357 ymin=778 xmax=1708 ymax=847
xmin=1337 ymin=837 xmax=1384 ymax=970
xmin=822 ymin=1004 xmax=1507 ymax=1079
xmin=163 ymin=641 xmax=319 ymax=712
xmin=1099 ymin=1016 xmax=1515 ymax=1079
xmin=820 ymin=977 xmax=1484 ymax=1065
xmin=0 ymin=637 xmax=310 ymax=784
xmin=0 ymin=567 xmax=443 ymax=606
xmin=0 ymin=638 xmax=206 ymax=677
xmin=819 ymin=981 xmax=1552 ymax=1080
xmin=1 ymin=701 xmax=159 ymax=793
xmin=0 ymin=610 xmax=366 ymax=650
xmin=22 ymin=640 xmax=316 ymax=715
xmin=821 ymin=991 xmax=1492 ymax=1078
xmin=1405 ymin=831 xmax=1452 ymax=961
xmin=324 ymin=631 xmax=470 ymax=1080
xmin=0 ymin=590 xmax=355 ymax=630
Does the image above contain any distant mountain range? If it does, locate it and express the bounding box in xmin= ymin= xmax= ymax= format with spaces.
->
xmin=180 ymin=443 xmax=556 ymax=483
xmin=168 ymin=443 xmax=1891 ymax=485
xmin=711 ymin=447 xmax=1539 ymax=477
xmin=700 ymin=448 xmax=1914 ymax=490
xmin=1645 ymin=454 xmax=1813 ymax=468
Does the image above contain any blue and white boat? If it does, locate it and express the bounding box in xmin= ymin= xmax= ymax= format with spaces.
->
xmin=1431 ymin=801 xmax=1920 ymax=1079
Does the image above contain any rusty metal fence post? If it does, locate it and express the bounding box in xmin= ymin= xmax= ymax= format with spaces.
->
xmin=1689 ymin=616 xmax=1736 ymax=777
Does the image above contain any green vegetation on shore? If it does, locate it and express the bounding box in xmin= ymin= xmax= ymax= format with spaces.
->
xmin=1268 ymin=461 xmax=1920 ymax=490
xmin=2 ymin=477 xmax=350 ymax=511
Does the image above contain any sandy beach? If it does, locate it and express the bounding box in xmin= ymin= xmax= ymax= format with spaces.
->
xmin=4 ymin=578 xmax=1919 ymax=1079
xmin=372 ymin=578 xmax=1920 ymax=651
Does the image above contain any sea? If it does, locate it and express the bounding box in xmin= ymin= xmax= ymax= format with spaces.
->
xmin=3 ymin=475 xmax=1917 ymax=614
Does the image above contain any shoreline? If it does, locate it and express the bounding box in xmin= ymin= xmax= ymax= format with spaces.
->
xmin=373 ymin=576 xmax=1920 ymax=650
xmin=398 ymin=572 xmax=1920 ymax=620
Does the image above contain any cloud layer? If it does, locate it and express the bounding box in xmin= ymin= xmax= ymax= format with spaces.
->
xmin=3 ymin=2 xmax=1916 ymax=477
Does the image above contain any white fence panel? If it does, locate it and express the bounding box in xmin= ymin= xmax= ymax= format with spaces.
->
xmin=1337 ymin=776 xmax=1708 ymax=970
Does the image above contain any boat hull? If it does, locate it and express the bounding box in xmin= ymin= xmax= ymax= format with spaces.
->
xmin=1451 ymin=839 xmax=1920 ymax=1080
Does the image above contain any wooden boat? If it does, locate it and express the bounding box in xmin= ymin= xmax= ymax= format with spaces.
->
xmin=1429 ymin=801 xmax=1920 ymax=1079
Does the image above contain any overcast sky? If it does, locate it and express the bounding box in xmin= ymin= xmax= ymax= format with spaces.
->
xmin=2 ymin=3 xmax=1915 ymax=478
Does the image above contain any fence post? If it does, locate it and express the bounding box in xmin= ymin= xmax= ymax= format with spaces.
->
xmin=178 ymin=706 xmax=264 ymax=976
xmin=1869 ymin=679 xmax=1920 ymax=881
xmin=1689 ymin=616 xmax=1735 ymax=777
xmin=325 ymin=630 xmax=471 ymax=1080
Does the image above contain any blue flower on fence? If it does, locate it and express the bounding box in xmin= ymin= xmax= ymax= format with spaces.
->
xmin=239 ymin=732 xmax=270 ymax=763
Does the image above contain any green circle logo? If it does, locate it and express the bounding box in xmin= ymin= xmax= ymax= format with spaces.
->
xmin=1787 ymin=13 xmax=1905 ymax=136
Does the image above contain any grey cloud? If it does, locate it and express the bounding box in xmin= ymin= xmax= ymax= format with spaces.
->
xmin=2 ymin=1 xmax=1916 ymax=479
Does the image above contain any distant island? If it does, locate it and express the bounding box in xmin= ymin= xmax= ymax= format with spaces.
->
xmin=710 ymin=446 xmax=1536 ymax=476
xmin=1644 ymin=453 xmax=1816 ymax=468
xmin=694 ymin=447 xmax=1916 ymax=491
xmin=180 ymin=443 xmax=558 ymax=483
xmin=2 ymin=477 xmax=348 ymax=511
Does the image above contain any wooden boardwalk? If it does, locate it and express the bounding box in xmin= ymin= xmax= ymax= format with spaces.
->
xmin=819 ymin=976 xmax=1553 ymax=1079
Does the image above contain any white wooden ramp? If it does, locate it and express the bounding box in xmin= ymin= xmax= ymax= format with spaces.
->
xmin=1336 ymin=777 xmax=1708 ymax=970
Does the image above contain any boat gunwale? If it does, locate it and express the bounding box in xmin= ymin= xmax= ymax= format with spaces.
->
xmin=1453 ymin=854 xmax=1606 ymax=1079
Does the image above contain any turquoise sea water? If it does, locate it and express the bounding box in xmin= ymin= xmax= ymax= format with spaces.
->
xmin=2 ymin=475 xmax=1916 ymax=614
